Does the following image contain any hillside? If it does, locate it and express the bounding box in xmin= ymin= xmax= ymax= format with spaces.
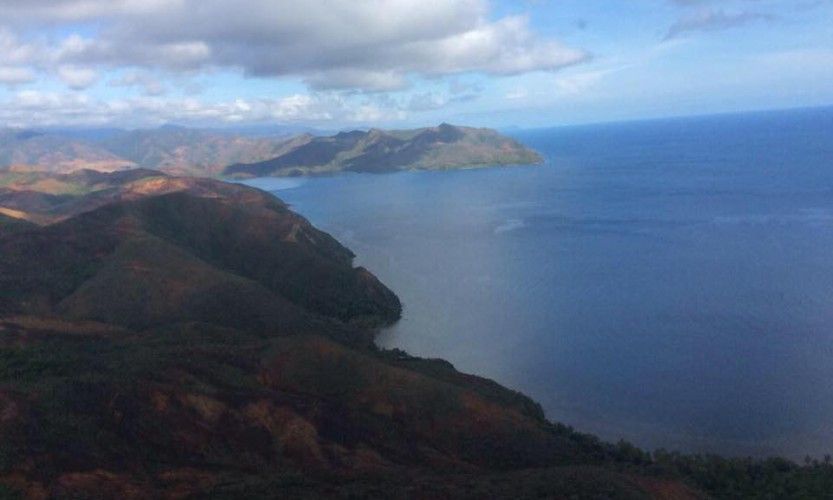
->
xmin=0 ymin=171 xmax=400 ymax=330
xmin=0 ymin=171 xmax=831 ymax=498
xmin=0 ymin=212 xmax=34 ymax=234
xmin=226 ymin=123 xmax=542 ymax=178
xmin=98 ymin=126 xmax=310 ymax=176
xmin=0 ymin=168 xmax=200 ymax=224
xmin=0 ymin=129 xmax=132 ymax=173
xmin=0 ymin=127 xmax=304 ymax=176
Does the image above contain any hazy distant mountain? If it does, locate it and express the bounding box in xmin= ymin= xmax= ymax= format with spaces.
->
xmin=0 ymin=126 xmax=307 ymax=176
xmin=0 ymin=128 xmax=133 ymax=173
xmin=98 ymin=126 xmax=310 ymax=176
xmin=226 ymin=123 xmax=542 ymax=178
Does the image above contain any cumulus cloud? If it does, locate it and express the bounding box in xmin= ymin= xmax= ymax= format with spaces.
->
xmin=0 ymin=29 xmax=42 ymax=66
xmin=0 ymin=0 xmax=587 ymax=92
xmin=57 ymin=65 xmax=99 ymax=90
xmin=406 ymin=90 xmax=479 ymax=111
xmin=0 ymin=90 xmax=407 ymax=128
xmin=0 ymin=66 xmax=35 ymax=86
xmin=553 ymin=68 xmax=612 ymax=96
xmin=109 ymin=71 xmax=166 ymax=96
xmin=0 ymin=0 xmax=590 ymax=126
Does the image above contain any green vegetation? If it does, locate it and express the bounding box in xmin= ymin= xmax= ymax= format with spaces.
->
xmin=650 ymin=451 xmax=833 ymax=498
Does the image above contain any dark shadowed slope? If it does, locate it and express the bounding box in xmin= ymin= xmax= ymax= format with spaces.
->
xmin=0 ymin=172 xmax=400 ymax=331
xmin=0 ymin=318 xmax=709 ymax=499
xmin=225 ymin=123 xmax=542 ymax=177
xmin=0 ymin=212 xmax=34 ymax=235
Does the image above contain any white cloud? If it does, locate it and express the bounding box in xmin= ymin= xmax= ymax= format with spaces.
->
xmin=109 ymin=71 xmax=166 ymax=96
xmin=57 ymin=65 xmax=99 ymax=90
xmin=0 ymin=0 xmax=588 ymax=92
xmin=553 ymin=68 xmax=612 ymax=96
xmin=304 ymin=70 xmax=409 ymax=92
xmin=0 ymin=28 xmax=42 ymax=66
xmin=0 ymin=0 xmax=594 ymax=126
xmin=0 ymin=91 xmax=407 ymax=128
xmin=418 ymin=16 xmax=587 ymax=76
xmin=0 ymin=66 xmax=35 ymax=85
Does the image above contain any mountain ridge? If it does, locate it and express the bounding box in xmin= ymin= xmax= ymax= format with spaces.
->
xmin=0 ymin=124 xmax=540 ymax=178
xmin=226 ymin=123 xmax=542 ymax=177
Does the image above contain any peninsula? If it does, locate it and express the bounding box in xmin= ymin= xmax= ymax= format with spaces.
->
xmin=225 ymin=123 xmax=542 ymax=178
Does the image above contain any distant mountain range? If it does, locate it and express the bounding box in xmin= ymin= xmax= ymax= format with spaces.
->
xmin=0 ymin=128 xmax=133 ymax=174
xmin=0 ymin=126 xmax=301 ymax=176
xmin=0 ymin=123 xmax=541 ymax=178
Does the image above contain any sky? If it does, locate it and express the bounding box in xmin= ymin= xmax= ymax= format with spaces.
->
xmin=0 ymin=0 xmax=831 ymax=129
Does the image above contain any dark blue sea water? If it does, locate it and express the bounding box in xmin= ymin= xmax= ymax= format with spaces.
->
xmin=244 ymin=107 xmax=833 ymax=459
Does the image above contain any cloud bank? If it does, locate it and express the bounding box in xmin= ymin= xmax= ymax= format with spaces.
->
xmin=0 ymin=0 xmax=587 ymax=92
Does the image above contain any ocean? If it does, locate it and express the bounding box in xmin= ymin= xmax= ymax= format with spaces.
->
xmin=244 ymin=106 xmax=833 ymax=459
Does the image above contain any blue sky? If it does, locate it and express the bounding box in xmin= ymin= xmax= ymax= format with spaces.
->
xmin=0 ymin=0 xmax=831 ymax=129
